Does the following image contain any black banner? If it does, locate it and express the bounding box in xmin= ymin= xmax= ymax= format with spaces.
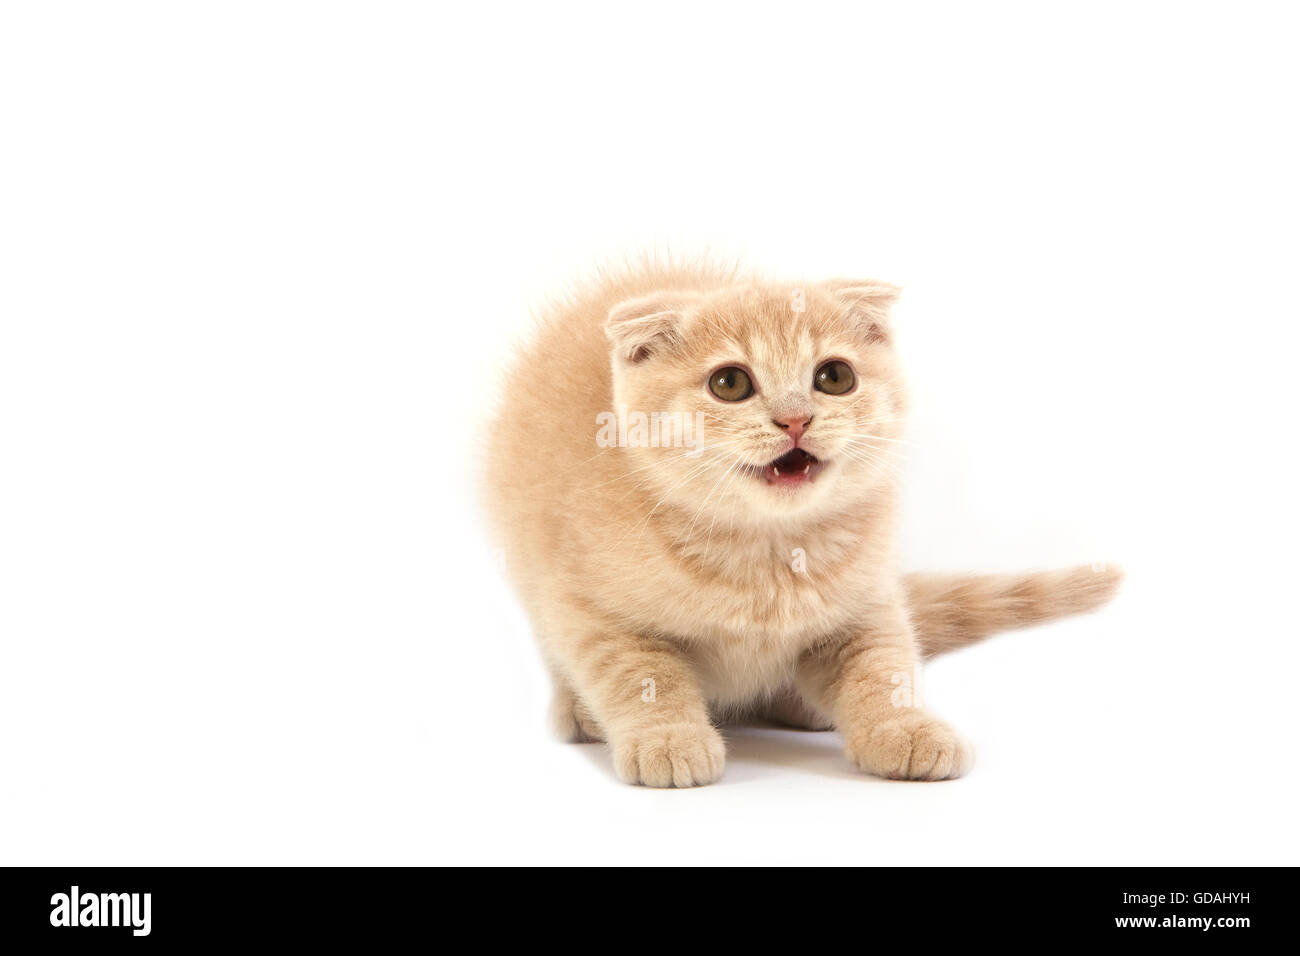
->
xmin=0 ymin=867 xmax=1278 ymax=945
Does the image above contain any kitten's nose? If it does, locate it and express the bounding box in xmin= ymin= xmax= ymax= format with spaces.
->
xmin=773 ymin=414 xmax=812 ymax=442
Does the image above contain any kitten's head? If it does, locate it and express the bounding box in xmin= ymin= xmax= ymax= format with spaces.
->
xmin=604 ymin=279 xmax=907 ymax=526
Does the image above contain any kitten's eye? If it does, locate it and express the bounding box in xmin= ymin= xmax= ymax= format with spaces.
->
xmin=814 ymin=360 xmax=856 ymax=395
xmin=708 ymin=366 xmax=754 ymax=402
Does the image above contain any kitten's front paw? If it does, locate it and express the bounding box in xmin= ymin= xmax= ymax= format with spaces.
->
xmin=612 ymin=722 xmax=725 ymax=788
xmin=843 ymin=711 xmax=972 ymax=781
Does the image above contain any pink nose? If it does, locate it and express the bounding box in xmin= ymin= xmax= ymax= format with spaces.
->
xmin=773 ymin=414 xmax=812 ymax=442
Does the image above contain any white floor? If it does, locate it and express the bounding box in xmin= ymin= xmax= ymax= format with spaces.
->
xmin=419 ymin=571 xmax=1295 ymax=866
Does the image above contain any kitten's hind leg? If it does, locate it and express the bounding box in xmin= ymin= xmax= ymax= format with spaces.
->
xmin=548 ymin=672 xmax=605 ymax=743
xmin=759 ymin=686 xmax=834 ymax=731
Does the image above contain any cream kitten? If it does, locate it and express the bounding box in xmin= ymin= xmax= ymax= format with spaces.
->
xmin=484 ymin=258 xmax=1121 ymax=787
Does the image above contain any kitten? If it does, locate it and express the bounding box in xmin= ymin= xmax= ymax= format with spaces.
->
xmin=484 ymin=258 xmax=1121 ymax=787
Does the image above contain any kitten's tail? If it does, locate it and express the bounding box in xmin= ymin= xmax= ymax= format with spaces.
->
xmin=905 ymin=564 xmax=1123 ymax=659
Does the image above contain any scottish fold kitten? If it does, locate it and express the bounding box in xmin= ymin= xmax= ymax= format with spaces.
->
xmin=485 ymin=259 xmax=1120 ymax=787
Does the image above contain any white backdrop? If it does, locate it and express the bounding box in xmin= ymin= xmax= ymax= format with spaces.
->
xmin=2 ymin=2 xmax=1297 ymax=865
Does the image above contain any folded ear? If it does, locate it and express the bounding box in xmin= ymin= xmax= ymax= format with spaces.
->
xmin=605 ymin=290 xmax=700 ymax=363
xmin=826 ymin=279 xmax=902 ymax=344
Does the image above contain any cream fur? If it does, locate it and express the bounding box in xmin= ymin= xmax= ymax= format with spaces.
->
xmin=483 ymin=257 xmax=1122 ymax=787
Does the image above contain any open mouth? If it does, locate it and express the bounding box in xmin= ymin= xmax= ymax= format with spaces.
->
xmin=760 ymin=447 xmax=825 ymax=486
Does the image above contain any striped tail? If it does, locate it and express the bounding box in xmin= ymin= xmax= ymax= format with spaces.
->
xmin=906 ymin=564 xmax=1124 ymax=659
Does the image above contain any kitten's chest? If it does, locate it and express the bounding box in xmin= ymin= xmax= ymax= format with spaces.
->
xmin=650 ymin=532 xmax=875 ymax=647
xmin=678 ymin=551 xmax=874 ymax=705
xmin=595 ymin=516 xmax=885 ymax=703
